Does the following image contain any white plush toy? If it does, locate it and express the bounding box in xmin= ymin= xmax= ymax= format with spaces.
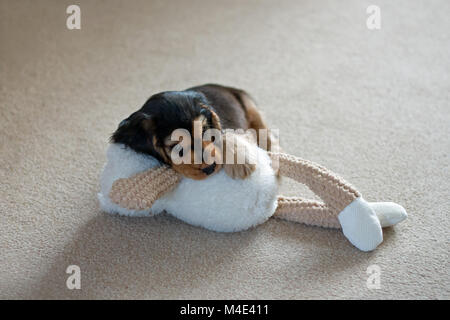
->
xmin=98 ymin=135 xmax=407 ymax=252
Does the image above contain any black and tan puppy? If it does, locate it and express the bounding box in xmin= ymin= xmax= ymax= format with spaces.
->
xmin=111 ymin=84 xmax=270 ymax=180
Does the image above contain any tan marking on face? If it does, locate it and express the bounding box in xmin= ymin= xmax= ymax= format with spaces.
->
xmin=162 ymin=113 xmax=223 ymax=180
xmin=200 ymin=105 xmax=221 ymax=130
xmin=164 ymin=135 xmax=179 ymax=148
xmin=152 ymin=135 xmax=170 ymax=163
xmin=172 ymin=163 xmax=223 ymax=180
xmin=170 ymin=140 xmax=222 ymax=180
xmin=193 ymin=114 xmax=208 ymax=127
xmin=192 ymin=115 xmax=205 ymax=139
xmin=163 ymin=136 xmax=179 ymax=157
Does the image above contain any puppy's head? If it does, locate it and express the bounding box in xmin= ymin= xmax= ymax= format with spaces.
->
xmin=111 ymin=91 xmax=222 ymax=180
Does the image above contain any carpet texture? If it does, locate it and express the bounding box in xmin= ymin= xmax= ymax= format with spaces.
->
xmin=1 ymin=0 xmax=449 ymax=299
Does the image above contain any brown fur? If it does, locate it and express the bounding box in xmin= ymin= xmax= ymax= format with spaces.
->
xmin=112 ymin=84 xmax=271 ymax=180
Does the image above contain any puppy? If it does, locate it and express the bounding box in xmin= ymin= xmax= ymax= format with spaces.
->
xmin=111 ymin=84 xmax=270 ymax=180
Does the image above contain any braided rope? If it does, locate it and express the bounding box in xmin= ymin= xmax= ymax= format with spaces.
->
xmin=109 ymin=165 xmax=182 ymax=211
xmin=269 ymin=152 xmax=360 ymax=228
xmin=276 ymin=196 xmax=341 ymax=228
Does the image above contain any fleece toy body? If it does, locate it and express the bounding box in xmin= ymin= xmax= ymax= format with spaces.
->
xmin=98 ymin=136 xmax=407 ymax=251
xmin=99 ymin=140 xmax=279 ymax=232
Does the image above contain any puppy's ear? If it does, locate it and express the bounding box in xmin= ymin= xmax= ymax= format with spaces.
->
xmin=111 ymin=112 xmax=156 ymax=152
xmin=115 ymin=112 xmax=154 ymax=130
xmin=139 ymin=113 xmax=156 ymax=132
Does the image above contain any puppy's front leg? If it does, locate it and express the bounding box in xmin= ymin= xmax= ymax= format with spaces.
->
xmin=222 ymin=134 xmax=256 ymax=179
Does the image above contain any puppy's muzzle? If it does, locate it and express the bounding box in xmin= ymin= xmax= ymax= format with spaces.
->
xmin=202 ymin=163 xmax=216 ymax=175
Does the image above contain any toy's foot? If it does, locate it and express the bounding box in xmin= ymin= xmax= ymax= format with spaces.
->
xmin=370 ymin=202 xmax=407 ymax=227
xmin=338 ymin=197 xmax=383 ymax=252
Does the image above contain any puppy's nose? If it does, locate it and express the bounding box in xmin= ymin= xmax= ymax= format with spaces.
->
xmin=202 ymin=163 xmax=216 ymax=175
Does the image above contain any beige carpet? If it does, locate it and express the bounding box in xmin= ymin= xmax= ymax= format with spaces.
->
xmin=1 ymin=0 xmax=449 ymax=299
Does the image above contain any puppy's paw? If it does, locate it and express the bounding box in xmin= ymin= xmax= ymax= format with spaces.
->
xmin=224 ymin=162 xmax=256 ymax=179
xmin=221 ymin=132 xmax=257 ymax=179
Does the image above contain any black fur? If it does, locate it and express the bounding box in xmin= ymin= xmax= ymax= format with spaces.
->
xmin=111 ymin=84 xmax=250 ymax=164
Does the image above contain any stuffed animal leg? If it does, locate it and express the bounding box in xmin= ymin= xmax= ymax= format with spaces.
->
xmin=275 ymin=196 xmax=407 ymax=229
xmin=269 ymin=152 xmax=407 ymax=251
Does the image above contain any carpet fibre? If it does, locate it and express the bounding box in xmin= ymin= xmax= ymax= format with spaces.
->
xmin=1 ymin=0 xmax=449 ymax=299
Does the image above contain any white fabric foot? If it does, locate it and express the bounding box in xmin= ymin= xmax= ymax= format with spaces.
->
xmin=338 ymin=197 xmax=383 ymax=251
xmin=370 ymin=202 xmax=408 ymax=227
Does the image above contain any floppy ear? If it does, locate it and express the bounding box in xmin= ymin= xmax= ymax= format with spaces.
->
xmin=109 ymin=165 xmax=182 ymax=211
xmin=111 ymin=112 xmax=156 ymax=153
xmin=139 ymin=113 xmax=156 ymax=132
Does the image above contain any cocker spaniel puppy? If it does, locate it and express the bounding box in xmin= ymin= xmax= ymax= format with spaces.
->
xmin=111 ymin=84 xmax=271 ymax=180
